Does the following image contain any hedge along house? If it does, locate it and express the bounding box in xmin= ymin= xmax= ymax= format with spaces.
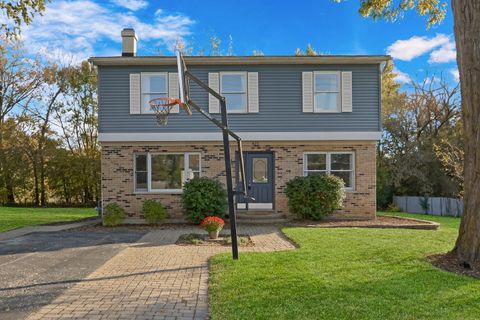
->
xmin=89 ymin=28 xmax=389 ymax=222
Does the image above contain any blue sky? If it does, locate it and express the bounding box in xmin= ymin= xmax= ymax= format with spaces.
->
xmin=13 ymin=0 xmax=458 ymax=84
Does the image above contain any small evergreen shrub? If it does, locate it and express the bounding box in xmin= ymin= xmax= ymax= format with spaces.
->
xmin=386 ymin=203 xmax=401 ymax=212
xmin=181 ymin=177 xmax=227 ymax=224
xmin=102 ymin=203 xmax=125 ymax=226
xmin=142 ymin=199 xmax=166 ymax=225
xmin=419 ymin=196 xmax=430 ymax=214
xmin=285 ymin=174 xmax=346 ymax=220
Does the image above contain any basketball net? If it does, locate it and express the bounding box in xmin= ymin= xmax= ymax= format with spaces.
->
xmin=149 ymin=97 xmax=182 ymax=126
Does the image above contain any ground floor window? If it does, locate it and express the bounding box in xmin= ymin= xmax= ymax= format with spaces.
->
xmin=303 ymin=152 xmax=355 ymax=190
xmin=134 ymin=153 xmax=201 ymax=192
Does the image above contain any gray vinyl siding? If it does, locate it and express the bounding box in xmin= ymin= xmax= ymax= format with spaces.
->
xmin=98 ymin=64 xmax=381 ymax=133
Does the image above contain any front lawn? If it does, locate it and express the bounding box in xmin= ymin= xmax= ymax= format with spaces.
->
xmin=0 ymin=207 xmax=97 ymax=232
xmin=210 ymin=213 xmax=480 ymax=320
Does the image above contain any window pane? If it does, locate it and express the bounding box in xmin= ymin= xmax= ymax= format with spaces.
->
xmin=331 ymin=171 xmax=352 ymax=188
xmin=135 ymin=172 xmax=147 ymax=190
xmin=306 ymin=154 xmax=326 ymax=170
xmin=331 ymin=154 xmax=352 ymax=170
xmin=314 ymin=93 xmax=339 ymax=112
xmin=252 ymin=158 xmax=268 ymax=183
xmin=142 ymin=94 xmax=167 ymax=113
xmin=315 ymin=73 xmax=338 ymax=92
xmin=189 ymin=154 xmax=200 ymax=171
xmin=151 ymin=154 xmax=184 ymax=189
xmin=221 ymin=74 xmax=245 ymax=92
xmin=135 ymin=154 xmax=147 ymax=171
xmin=306 ymin=171 xmax=327 ymax=176
xmin=224 ymin=93 xmax=246 ymax=112
xmin=146 ymin=75 xmax=167 ymax=93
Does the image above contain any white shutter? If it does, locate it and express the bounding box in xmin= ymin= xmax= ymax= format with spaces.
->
xmin=168 ymin=72 xmax=179 ymax=113
xmin=302 ymin=72 xmax=313 ymax=112
xmin=341 ymin=71 xmax=353 ymax=112
xmin=247 ymin=72 xmax=259 ymax=113
xmin=208 ymin=73 xmax=220 ymax=113
xmin=129 ymin=73 xmax=141 ymax=114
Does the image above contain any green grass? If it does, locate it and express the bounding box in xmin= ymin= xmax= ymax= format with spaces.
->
xmin=0 ymin=207 xmax=97 ymax=232
xmin=210 ymin=213 xmax=480 ymax=320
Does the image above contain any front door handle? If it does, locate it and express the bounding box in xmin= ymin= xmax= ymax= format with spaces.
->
xmin=247 ymin=183 xmax=252 ymax=190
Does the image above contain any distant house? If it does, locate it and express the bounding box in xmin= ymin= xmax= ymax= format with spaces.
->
xmin=89 ymin=28 xmax=388 ymax=222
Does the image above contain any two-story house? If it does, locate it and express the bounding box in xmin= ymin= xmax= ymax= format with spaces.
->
xmin=89 ymin=29 xmax=388 ymax=222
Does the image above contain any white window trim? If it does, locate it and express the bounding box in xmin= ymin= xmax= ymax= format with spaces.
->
xmin=134 ymin=153 xmax=148 ymax=192
xmin=134 ymin=152 xmax=201 ymax=193
xmin=220 ymin=71 xmax=248 ymax=113
xmin=313 ymin=71 xmax=341 ymax=113
xmin=140 ymin=72 xmax=168 ymax=114
xmin=303 ymin=151 xmax=355 ymax=191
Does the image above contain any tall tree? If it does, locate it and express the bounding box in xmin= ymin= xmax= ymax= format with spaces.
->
xmin=55 ymin=61 xmax=100 ymax=204
xmin=0 ymin=0 xmax=47 ymax=38
xmin=335 ymin=0 xmax=480 ymax=265
xmin=0 ymin=38 xmax=43 ymax=203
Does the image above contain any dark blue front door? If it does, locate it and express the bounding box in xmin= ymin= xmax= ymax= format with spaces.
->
xmin=238 ymin=152 xmax=274 ymax=210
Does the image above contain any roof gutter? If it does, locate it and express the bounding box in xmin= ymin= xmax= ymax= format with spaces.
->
xmin=89 ymin=55 xmax=391 ymax=66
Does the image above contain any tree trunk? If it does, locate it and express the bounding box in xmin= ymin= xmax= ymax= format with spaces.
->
xmin=40 ymin=152 xmax=46 ymax=206
xmin=452 ymin=0 xmax=480 ymax=265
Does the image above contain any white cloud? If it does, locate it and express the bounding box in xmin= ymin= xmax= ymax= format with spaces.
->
xmin=429 ymin=41 xmax=456 ymax=63
xmin=450 ymin=68 xmax=460 ymax=82
xmin=393 ymin=68 xmax=411 ymax=84
xmin=387 ymin=34 xmax=450 ymax=61
xmin=110 ymin=0 xmax=148 ymax=11
xmin=12 ymin=0 xmax=194 ymax=64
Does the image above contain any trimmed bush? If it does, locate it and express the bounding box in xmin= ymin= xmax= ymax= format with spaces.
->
xmin=142 ymin=199 xmax=166 ymax=225
xmin=102 ymin=203 xmax=125 ymax=226
xmin=285 ymin=174 xmax=346 ymax=220
xmin=386 ymin=203 xmax=401 ymax=212
xmin=181 ymin=177 xmax=227 ymax=224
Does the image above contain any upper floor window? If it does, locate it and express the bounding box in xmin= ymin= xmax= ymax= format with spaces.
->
xmin=314 ymin=72 xmax=340 ymax=112
xmin=134 ymin=153 xmax=201 ymax=192
xmin=220 ymin=72 xmax=247 ymax=113
xmin=303 ymin=152 xmax=354 ymax=190
xmin=141 ymin=73 xmax=167 ymax=114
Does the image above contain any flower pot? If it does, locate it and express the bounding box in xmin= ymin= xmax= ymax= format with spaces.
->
xmin=209 ymin=230 xmax=220 ymax=239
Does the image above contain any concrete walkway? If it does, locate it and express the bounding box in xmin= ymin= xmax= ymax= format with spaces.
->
xmin=0 ymin=218 xmax=101 ymax=241
xmin=26 ymin=225 xmax=295 ymax=320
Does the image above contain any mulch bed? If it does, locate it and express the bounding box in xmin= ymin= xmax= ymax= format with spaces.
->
xmin=176 ymin=233 xmax=254 ymax=247
xmin=428 ymin=252 xmax=480 ymax=278
xmin=290 ymin=215 xmax=439 ymax=230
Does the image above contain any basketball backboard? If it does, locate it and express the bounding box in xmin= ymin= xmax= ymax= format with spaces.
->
xmin=176 ymin=50 xmax=192 ymax=115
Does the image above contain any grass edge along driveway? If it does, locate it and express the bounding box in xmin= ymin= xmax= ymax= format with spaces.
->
xmin=210 ymin=213 xmax=480 ymax=320
xmin=0 ymin=207 xmax=97 ymax=232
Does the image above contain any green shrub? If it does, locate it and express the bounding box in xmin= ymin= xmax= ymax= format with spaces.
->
xmin=142 ymin=199 xmax=166 ymax=225
xmin=181 ymin=177 xmax=227 ymax=224
xmin=102 ymin=203 xmax=125 ymax=226
xmin=386 ymin=203 xmax=401 ymax=212
xmin=285 ymin=174 xmax=345 ymax=220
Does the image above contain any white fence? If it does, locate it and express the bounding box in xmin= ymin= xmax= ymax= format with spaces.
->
xmin=393 ymin=196 xmax=463 ymax=217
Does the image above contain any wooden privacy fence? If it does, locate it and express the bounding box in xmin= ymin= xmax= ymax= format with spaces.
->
xmin=393 ymin=196 xmax=463 ymax=217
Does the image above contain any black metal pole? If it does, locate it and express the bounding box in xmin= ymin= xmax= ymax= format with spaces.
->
xmin=220 ymin=98 xmax=239 ymax=260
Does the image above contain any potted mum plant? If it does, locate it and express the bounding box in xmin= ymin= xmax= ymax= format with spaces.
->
xmin=200 ymin=216 xmax=225 ymax=239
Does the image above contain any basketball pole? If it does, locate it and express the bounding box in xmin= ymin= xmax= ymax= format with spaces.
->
xmin=220 ymin=97 xmax=239 ymax=260
xmin=183 ymin=70 xmax=244 ymax=260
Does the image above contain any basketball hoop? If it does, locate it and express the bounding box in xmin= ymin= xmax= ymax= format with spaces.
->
xmin=149 ymin=97 xmax=182 ymax=126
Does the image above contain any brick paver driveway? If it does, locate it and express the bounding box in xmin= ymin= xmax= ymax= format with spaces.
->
xmin=22 ymin=225 xmax=294 ymax=320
